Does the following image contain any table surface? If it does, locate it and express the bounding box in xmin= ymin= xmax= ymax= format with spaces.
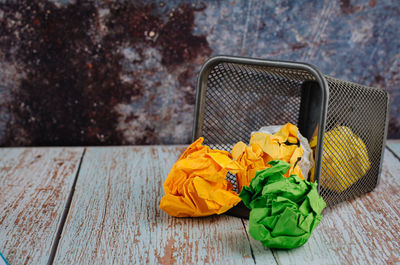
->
xmin=1 ymin=142 xmax=400 ymax=265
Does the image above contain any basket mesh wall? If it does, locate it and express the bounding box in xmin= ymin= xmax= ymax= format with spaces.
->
xmin=320 ymin=77 xmax=388 ymax=206
xmin=198 ymin=62 xmax=317 ymax=192
xmin=201 ymin=62 xmax=315 ymax=149
xmin=195 ymin=60 xmax=388 ymax=206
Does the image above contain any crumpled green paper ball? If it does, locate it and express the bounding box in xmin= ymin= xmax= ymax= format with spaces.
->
xmin=239 ymin=160 xmax=326 ymax=249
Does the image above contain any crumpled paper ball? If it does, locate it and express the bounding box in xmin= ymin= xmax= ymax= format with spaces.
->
xmin=232 ymin=123 xmax=307 ymax=193
xmin=249 ymin=123 xmax=306 ymax=180
xmin=239 ymin=160 xmax=326 ymax=249
xmin=160 ymin=137 xmax=243 ymax=217
xmin=253 ymin=124 xmax=314 ymax=178
xmin=231 ymin=141 xmax=266 ymax=193
xmin=310 ymin=126 xmax=371 ymax=193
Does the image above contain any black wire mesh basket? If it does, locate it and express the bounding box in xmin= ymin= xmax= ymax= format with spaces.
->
xmin=193 ymin=56 xmax=390 ymax=210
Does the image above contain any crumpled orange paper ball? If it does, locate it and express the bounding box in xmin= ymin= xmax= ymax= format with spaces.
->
xmin=233 ymin=123 xmax=305 ymax=192
xmin=160 ymin=137 xmax=243 ymax=217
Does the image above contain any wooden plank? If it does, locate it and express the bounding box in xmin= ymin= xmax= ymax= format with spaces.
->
xmin=0 ymin=147 xmax=84 ymax=265
xmin=246 ymin=148 xmax=400 ymax=264
xmin=53 ymin=146 xmax=276 ymax=265
xmin=387 ymin=140 xmax=400 ymax=159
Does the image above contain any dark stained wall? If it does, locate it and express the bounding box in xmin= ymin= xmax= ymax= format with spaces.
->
xmin=0 ymin=0 xmax=399 ymax=146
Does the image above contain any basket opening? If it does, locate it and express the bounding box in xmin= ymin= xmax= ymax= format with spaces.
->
xmin=196 ymin=61 xmax=324 ymax=152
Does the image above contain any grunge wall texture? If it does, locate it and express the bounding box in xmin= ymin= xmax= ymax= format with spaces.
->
xmin=0 ymin=0 xmax=399 ymax=146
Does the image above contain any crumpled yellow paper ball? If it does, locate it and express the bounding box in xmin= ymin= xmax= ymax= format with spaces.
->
xmin=253 ymin=124 xmax=314 ymax=179
xmin=312 ymin=126 xmax=371 ymax=193
xmin=233 ymin=123 xmax=305 ymax=193
xmin=160 ymin=137 xmax=243 ymax=217
xmin=250 ymin=124 xmax=305 ymax=180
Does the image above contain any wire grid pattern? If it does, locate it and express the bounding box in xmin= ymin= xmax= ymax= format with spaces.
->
xmin=196 ymin=61 xmax=388 ymax=206
xmin=320 ymin=76 xmax=389 ymax=206
xmin=200 ymin=62 xmax=316 ymax=190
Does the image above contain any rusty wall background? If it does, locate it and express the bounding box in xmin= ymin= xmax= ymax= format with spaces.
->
xmin=0 ymin=0 xmax=399 ymax=146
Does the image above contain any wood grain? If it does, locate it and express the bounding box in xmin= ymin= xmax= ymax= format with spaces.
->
xmin=53 ymin=146 xmax=273 ymax=265
xmin=0 ymin=147 xmax=84 ymax=265
xmin=246 ymin=148 xmax=400 ymax=265
xmin=387 ymin=140 xmax=400 ymax=159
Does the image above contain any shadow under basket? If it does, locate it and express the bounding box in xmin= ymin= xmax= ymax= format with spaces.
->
xmin=193 ymin=56 xmax=390 ymax=218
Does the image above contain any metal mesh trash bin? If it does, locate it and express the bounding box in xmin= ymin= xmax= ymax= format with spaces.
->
xmin=193 ymin=56 xmax=390 ymax=207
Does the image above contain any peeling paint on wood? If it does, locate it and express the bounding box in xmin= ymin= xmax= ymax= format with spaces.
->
xmin=2 ymin=146 xmax=399 ymax=264
xmin=53 ymin=146 xmax=264 ymax=264
xmin=0 ymin=147 xmax=84 ymax=265
xmin=245 ymin=149 xmax=400 ymax=264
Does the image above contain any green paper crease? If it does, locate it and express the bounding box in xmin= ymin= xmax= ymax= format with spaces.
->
xmin=239 ymin=160 xmax=326 ymax=249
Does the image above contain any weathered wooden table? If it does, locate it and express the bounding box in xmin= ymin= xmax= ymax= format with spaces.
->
xmin=1 ymin=143 xmax=399 ymax=265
